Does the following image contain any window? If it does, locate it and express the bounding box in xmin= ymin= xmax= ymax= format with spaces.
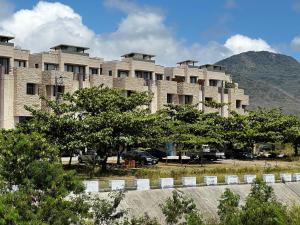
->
xmin=100 ymin=68 xmax=103 ymax=75
xmin=64 ymin=64 xmax=85 ymax=74
xmin=44 ymin=63 xmax=58 ymax=71
xmin=26 ymin=83 xmax=36 ymax=95
xmin=35 ymin=64 xmax=39 ymax=68
xmin=109 ymin=70 xmax=112 ymax=76
xmin=205 ymin=97 xmax=213 ymax=102
xmin=117 ymin=70 xmax=129 ymax=78
xmin=190 ymin=76 xmax=197 ymax=84
xmin=53 ymin=85 xmax=65 ymax=97
xmin=89 ymin=68 xmax=98 ymax=75
xmin=167 ymin=94 xmax=173 ymax=104
xmin=209 ymin=79 xmax=219 ymax=86
xmin=185 ymin=95 xmax=193 ymax=104
xmin=155 ymin=74 xmax=163 ymax=80
xmin=166 ymin=76 xmax=170 ymax=81
xmin=14 ymin=60 xmax=26 ymax=68
xmin=135 ymin=70 xmax=152 ymax=80
xmin=18 ymin=116 xmax=32 ymax=123
xmin=236 ymin=100 xmax=242 ymax=108
xmin=0 ymin=57 xmax=9 ymax=74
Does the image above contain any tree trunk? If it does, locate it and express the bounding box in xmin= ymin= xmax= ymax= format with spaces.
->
xmin=179 ymin=152 xmax=182 ymax=164
xmin=101 ymin=156 xmax=108 ymax=172
xmin=117 ymin=145 xmax=125 ymax=165
xmin=68 ymin=154 xmax=73 ymax=166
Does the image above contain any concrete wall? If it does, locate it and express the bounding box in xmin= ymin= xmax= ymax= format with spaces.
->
xmin=97 ymin=183 xmax=300 ymax=224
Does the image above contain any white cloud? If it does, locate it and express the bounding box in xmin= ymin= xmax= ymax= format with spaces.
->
xmin=291 ymin=36 xmax=300 ymax=50
xmin=0 ymin=1 xmax=276 ymax=65
xmin=224 ymin=34 xmax=276 ymax=54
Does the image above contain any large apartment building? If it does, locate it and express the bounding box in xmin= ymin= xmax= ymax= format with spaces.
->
xmin=0 ymin=35 xmax=249 ymax=129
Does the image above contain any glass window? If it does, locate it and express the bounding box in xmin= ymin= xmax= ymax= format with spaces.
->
xmin=89 ymin=68 xmax=98 ymax=75
xmin=26 ymin=83 xmax=36 ymax=95
xmin=209 ymin=80 xmax=218 ymax=86
xmin=109 ymin=70 xmax=112 ymax=76
xmin=53 ymin=85 xmax=65 ymax=97
xmin=0 ymin=57 xmax=9 ymax=74
xmin=118 ymin=70 xmax=129 ymax=78
xmin=185 ymin=95 xmax=193 ymax=104
xmin=14 ymin=60 xmax=26 ymax=68
xmin=190 ymin=76 xmax=197 ymax=84
xmin=167 ymin=94 xmax=173 ymax=104
xmin=44 ymin=63 xmax=58 ymax=71
xmin=236 ymin=100 xmax=242 ymax=108
xmin=155 ymin=74 xmax=163 ymax=80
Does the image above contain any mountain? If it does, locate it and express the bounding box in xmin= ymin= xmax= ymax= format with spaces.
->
xmin=216 ymin=51 xmax=300 ymax=116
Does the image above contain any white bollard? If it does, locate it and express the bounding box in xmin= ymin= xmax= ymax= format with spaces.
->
xmin=280 ymin=173 xmax=292 ymax=182
xmin=204 ymin=176 xmax=218 ymax=186
xmin=135 ymin=179 xmax=150 ymax=190
xmin=292 ymin=173 xmax=300 ymax=182
xmin=109 ymin=180 xmax=125 ymax=190
xmin=159 ymin=178 xmax=174 ymax=189
xmin=182 ymin=177 xmax=197 ymax=187
xmin=225 ymin=175 xmax=239 ymax=185
xmin=263 ymin=174 xmax=275 ymax=183
xmin=83 ymin=180 xmax=99 ymax=193
xmin=244 ymin=175 xmax=256 ymax=184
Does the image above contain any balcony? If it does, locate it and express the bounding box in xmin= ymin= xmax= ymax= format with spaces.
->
xmin=60 ymin=49 xmax=89 ymax=56
xmin=0 ymin=42 xmax=14 ymax=47
xmin=177 ymin=82 xmax=200 ymax=95
xmin=113 ymin=77 xmax=146 ymax=92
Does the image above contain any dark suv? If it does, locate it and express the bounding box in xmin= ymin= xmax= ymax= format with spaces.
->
xmin=122 ymin=150 xmax=158 ymax=165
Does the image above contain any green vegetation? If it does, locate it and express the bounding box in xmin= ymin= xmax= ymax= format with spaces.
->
xmin=2 ymin=85 xmax=300 ymax=223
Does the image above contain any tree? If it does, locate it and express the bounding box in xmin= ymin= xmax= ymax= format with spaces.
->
xmin=160 ymin=190 xmax=204 ymax=225
xmin=218 ymin=188 xmax=241 ymax=225
xmin=158 ymin=104 xmax=225 ymax=162
xmin=25 ymin=86 xmax=161 ymax=171
xmin=0 ymin=131 xmax=91 ymax=225
xmin=217 ymin=180 xmax=288 ymax=225
xmin=240 ymin=180 xmax=287 ymax=225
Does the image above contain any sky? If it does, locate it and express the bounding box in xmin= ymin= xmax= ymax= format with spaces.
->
xmin=0 ymin=0 xmax=300 ymax=66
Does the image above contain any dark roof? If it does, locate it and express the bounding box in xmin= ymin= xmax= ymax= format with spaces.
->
xmin=121 ymin=52 xmax=155 ymax=58
xmin=0 ymin=35 xmax=15 ymax=41
xmin=177 ymin=60 xmax=198 ymax=65
xmin=199 ymin=64 xmax=226 ymax=70
xmin=50 ymin=44 xmax=89 ymax=50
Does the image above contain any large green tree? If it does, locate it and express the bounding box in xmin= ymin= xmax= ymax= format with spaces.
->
xmin=25 ymin=86 xmax=161 ymax=170
xmin=0 ymin=131 xmax=90 ymax=225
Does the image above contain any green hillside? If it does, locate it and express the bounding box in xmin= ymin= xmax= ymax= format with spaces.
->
xmin=216 ymin=51 xmax=300 ymax=116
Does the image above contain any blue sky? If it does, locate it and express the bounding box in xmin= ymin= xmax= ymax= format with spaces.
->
xmin=1 ymin=0 xmax=300 ymax=65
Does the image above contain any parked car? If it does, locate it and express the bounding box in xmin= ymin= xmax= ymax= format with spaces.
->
xmin=122 ymin=150 xmax=158 ymax=165
xmin=147 ymin=149 xmax=167 ymax=161
xmin=234 ymin=151 xmax=254 ymax=160
xmin=78 ymin=150 xmax=102 ymax=164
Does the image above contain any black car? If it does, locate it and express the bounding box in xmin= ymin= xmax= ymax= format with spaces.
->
xmin=147 ymin=149 xmax=167 ymax=161
xmin=122 ymin=150 xmax=158 ymax=165
xmin=234 ymin=151 xmax=254 ymax=160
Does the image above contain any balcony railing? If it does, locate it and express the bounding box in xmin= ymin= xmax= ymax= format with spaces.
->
xmin=0 ymin=42 xmax=14 ymax=47
xmin=61 ymin=50 xmax=89 ymax=56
